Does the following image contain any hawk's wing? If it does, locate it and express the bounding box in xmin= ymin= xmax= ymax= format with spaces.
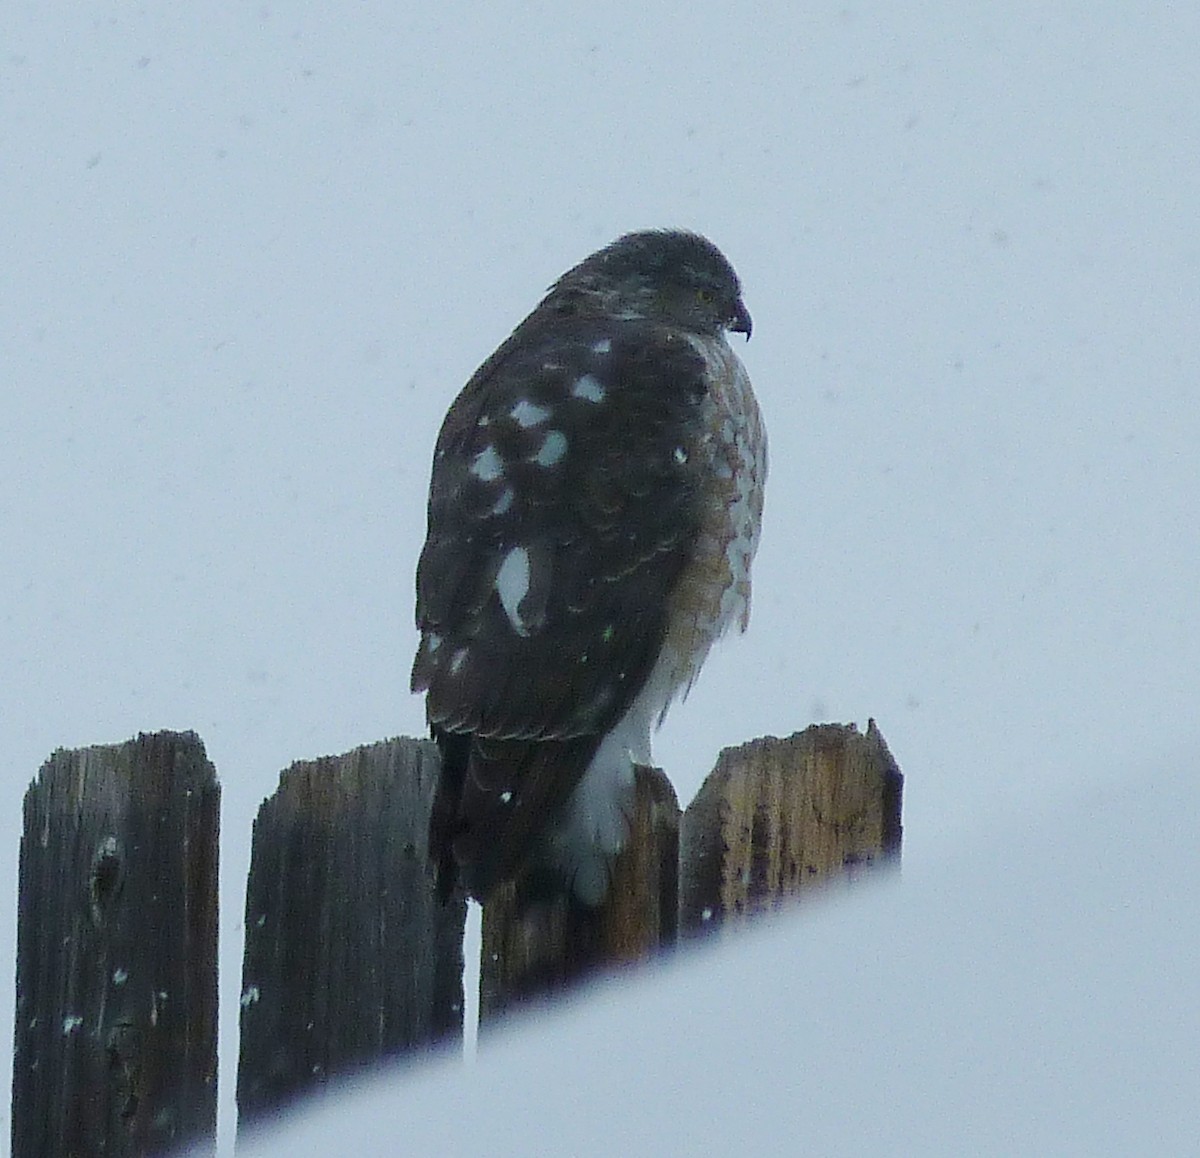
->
xmin=412 ymin=313 xmax=709 ymax=894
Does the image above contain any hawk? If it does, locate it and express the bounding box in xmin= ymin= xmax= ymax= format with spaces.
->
xmin=412 ymin=229 xmax=766 ymax=906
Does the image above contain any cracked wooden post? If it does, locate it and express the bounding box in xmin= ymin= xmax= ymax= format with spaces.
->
xmin=680 ymin=721 xmax=903 ymax=934
xmin=12 ymin=731 xmax=220 ymax=1158
xmin=237 ymin=738 xmax=466 ymax=1139
xmin=480 ymin=765 xmax=679 ymax=1025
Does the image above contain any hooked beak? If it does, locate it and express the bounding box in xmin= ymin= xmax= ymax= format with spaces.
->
xmin=729 ymin=300 xmax=753 ymax=340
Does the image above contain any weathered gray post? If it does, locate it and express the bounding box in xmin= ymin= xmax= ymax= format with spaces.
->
xmin=237 ymin=737 xmax=466 ymax=1137
xmin=12 ymin=731 xmax=220 ymax=1157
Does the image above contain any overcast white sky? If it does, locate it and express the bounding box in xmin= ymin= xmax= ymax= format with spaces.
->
xmin=3 ymin=2 xmax=1198 ymax=1152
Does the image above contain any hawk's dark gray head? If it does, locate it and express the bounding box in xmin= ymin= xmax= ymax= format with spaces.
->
xmin=542 ymin=229 xmax=752 ymax=339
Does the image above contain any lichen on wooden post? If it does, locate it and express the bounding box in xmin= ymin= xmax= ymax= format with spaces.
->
xmin=680 ymin=721 xmax=903 ymax=934
xmin=12 ymin=731 xmax=220 ymax=1158
xmin=479 ymin=765 xmax=679 ymax=1026
xmin=236 ymin=737 xmax=466 ymax=1137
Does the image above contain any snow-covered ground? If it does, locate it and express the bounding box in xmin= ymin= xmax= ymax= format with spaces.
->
xmin=241 ymin=761 xmax=1200 ymax=1156
xmin=4 ymin=2 xmax=1197 ymax=1152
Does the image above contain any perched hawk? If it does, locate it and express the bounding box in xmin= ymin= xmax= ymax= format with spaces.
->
xmin=412 ymin=230 xmax=766 ymax=906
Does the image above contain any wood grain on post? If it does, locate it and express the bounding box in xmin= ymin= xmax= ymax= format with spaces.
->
xmin=680 ymin=721 xmax=903 ymax=934
xmin=479 ymin=764 xmax=679 ymax=1025
xmin=12 ymin=731 xmax=220 ymax=1158
xmin=236 ymin=737 xmax=466 ymax=1137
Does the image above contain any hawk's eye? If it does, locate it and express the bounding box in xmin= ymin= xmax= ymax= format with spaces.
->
xmin=695 ymin=287 xmax=716 ymax=306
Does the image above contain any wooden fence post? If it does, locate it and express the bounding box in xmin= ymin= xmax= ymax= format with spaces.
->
xmin=237 ymin=737 xmax=466 ymax=1137
xmin=12 ymin=731 xmax=220 ymax=1158
xmin=680 ymin=721 xmax=903 ymax=934
xmin=10 ymin=721 xmax=902 ymax=1148
xmin=479 ymin=765 xmax=679 ymax=1025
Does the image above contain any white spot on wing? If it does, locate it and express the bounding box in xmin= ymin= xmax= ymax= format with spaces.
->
xmin=495 ymin=546 xmax=532 ymax=636
xmin=591 ymin=338 xmax=612 ymax=355
xmin=571 ymin=374 xmax=606 ymax=403
xmin=449 ymin=647 xmax=469 ymax=674
xmin=470 ymin=444 xmax=505 ymax=482
xmin=509 ymin=399 xmax=551 ymax=428
xmin=533 ymin=430 xmax=568 ymax=467
xmin=490 ymin=486 xmax=514 ymax=516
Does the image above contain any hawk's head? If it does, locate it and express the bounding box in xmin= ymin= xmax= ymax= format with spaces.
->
xmin=542 ymin=229 xmax=753 ymax=339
